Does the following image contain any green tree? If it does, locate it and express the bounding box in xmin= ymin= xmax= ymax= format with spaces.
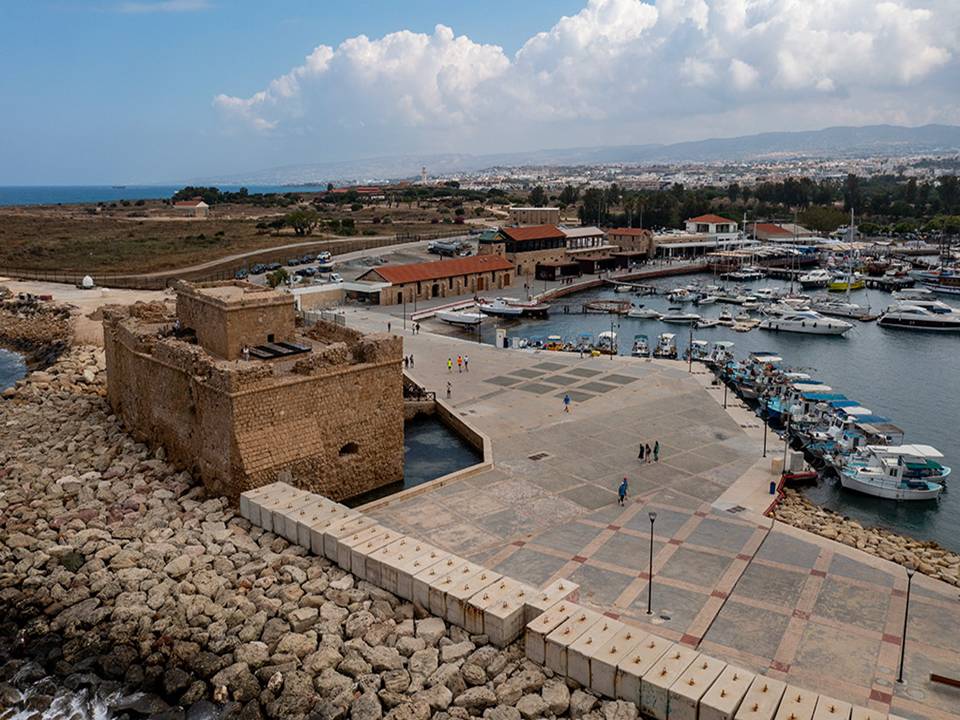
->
xmin=529 ymin=185 xmax=548 ymax=207
xmin=266 ymin=268 xmax=289 ymax=288
xmin=842 ymin=174 xmax=863 ymax=212
xmin=559 ymin=184 xmax=579 ymax=206
xmin=284 ymin=208 xmax=320 ymax=236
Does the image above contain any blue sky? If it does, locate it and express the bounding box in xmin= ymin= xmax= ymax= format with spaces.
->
xmin=1 ymin=0 xmax=956 ymax=184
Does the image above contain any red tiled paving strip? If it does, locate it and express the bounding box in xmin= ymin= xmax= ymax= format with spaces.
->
xmin=607 ymin=524 xmax=621 ymax=531
xmin=770 ymin=660 xmax=791 ymax=673
xmin=511 ymin=540 xmax=525 ymax=547
xmin=604 ymin=611 xmax=621 ymax=620
xmin=810 ymin=568 xmax=827 ymax=577
xmin=869 ymin=688 xmax=893 ymax=705
xmin=736 ymin=553 xmax=752 ymax=561
xmin=793 ymin=609 xmax=810 ymax=620
xmin=668 ymin=538 xmax=683 ymax=545
xmin=680 ymin=633 xmax=699 ymax=646
xmin=572 ymin=555 xmax=588 ymax=563
xmin=882 ymin=633 xmax=901 ymax=645
xmin=711 ymin=590 xmax=728 ymax=599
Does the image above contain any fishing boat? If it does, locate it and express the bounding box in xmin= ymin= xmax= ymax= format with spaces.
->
xmin=596 ymin=331 xmax=618 ymax=355
xmin=476 ymin=297 xmax=524 ymax=317
xmin=878 ymin=300 xmax=960 ymax=331
xmin=653 ymin=333 xmax=678 ymax=359
xmin=921 ymin=273 xmax=960 ymax=296
xmin=759 ymin=310 xmax=853 ymax=336
xmin=627 ymin=305 xmax=663 ymax=319
xmin=436 ymin=309 xmax=483 ymax=326
xmin=799 ymin=269 xmax=832 ymax=288
xmin=716 ymin=309 xmax=735 ymax=326
xmin=838 ymin=445 xmax=948 ymax=500
xmin=685 ymin=339 xmax=709 ymax=361
xmin=828 ymin=273 xmax=865 ymax=292
xmin=661 ymin=307 xmax=702 ymax=324
xmin=706 ymin=341 xmax=735 ymax=368
xmin=544 ymin=335 xmax=565 ymax=351
xmin=631 ymin=334 xmax=650 ymax=357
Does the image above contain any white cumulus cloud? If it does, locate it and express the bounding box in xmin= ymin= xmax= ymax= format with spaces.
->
xmin=214 ymin=0 xmax=959 ymax=149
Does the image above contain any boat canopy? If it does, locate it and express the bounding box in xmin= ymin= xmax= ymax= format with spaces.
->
xmin=691 ymin=340 xmax=709 ymax=347
xmin=828 ymin=399 xmax=860 ymax=408
xmin=837 ymin=406 xmax=873 ymax=417
xmin=597 ymin=331 xmax=616 ymax=340
xmin=794 ymin=383 xmax=832 ymax=393
xmin=867 ymin=444 xmax=944 ymax=458
xmin=783 ymin=372 xmax=811 ymax=380
xmin=802 ymin=392 xmax=847 ymax=401
xmin=713 ymin=341 xmax=735 ymax=348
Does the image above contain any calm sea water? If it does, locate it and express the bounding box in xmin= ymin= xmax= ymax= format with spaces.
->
xmin=480 ymin=274 xmax=960 ymax=551
xmin=0 ymin=349 xmax=26 ymax=390
xmin=0 ymin=185 xmax=330 ymax=206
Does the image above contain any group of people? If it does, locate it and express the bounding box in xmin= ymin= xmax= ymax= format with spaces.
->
xmin=402 ymin=355 xmax=415 ymax=368
xmin=638 ymin=441 xmax=660 ymax=463
xmin=447 ymin=355 xmax=469 ymax=373
xmin=387 ymin=321 xmax=421 ymax=334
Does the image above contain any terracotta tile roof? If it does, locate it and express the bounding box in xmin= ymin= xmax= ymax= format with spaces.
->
xmin=499 ymin=224 xmax=566 ymax=242
xmin=607 ymin=227 xmax=652 ymax=236
xmin=687 ymin=214 xmax=735 ymax=224
xmin=360 ymin=255 xmax=514 ymax=284
xmin=755 ymin=223 xmax=793 ymax=236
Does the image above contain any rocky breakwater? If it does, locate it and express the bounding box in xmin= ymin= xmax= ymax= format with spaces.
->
xmin=772 ymin=489 xmax=960 ymax=587
xmin=0 ymin=347 xmax=636 ymax=720
xmin=0 ymin=287 xmax=72 ymax=371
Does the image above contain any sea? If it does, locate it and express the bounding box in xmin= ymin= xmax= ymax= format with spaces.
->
xmin=0 ymin=185 xmax=330 ymax=207
xmin=477 ymin=274 xmax=960 ymax=552
xmin=0 ymin=348 xmax=26 ymax=390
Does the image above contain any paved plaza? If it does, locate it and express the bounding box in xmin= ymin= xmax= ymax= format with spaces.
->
xmin=345 ymin=307 xmax=960 ymax=720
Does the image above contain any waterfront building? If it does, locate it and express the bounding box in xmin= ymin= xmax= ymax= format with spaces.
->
xmin=102 ymin=280 xmax=404 ymax=501
xmin=479 ymin=224 xmax=568 ymax=277
xmin=356 ymin=255 xmax=515 ymax=305
xmin=685 ymin=213 xmax=738 ymax=235
xmin=508 ymin=206 xmax=561 ymax=225
xmin=607 ymin=227 xmax=654 ymax=255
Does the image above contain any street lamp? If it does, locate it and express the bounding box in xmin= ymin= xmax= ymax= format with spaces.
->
xmin=646 ymin=511 xmax=658 ymax=615
xmin=762 ymin=400 xmax=768 ymax=458
xmin=897 ymin=564 xmax=916 ymax=683
xmin=723 ymin=382 xmax=728 ymax=409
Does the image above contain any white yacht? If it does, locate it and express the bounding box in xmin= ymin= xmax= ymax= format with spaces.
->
xmin=878 ymin=300 xmax=960 ymax=331
xmin=476 ymin=298 xmax=524 ymax=317
xmin=799 ymin=269 xmax=831 ymax=288
xmin=717 ymin=309 xmax=735 ymax=326
xmin=667 ymin=288 xmax=694 ymax=303
xmin=627 ymin=305 xmax=662 ymax=320
xmin=631 ymin=334 xmax=650 ymax=357
xmin=653 ymin=333 xmax=678 ymax=358
xmin=436 ymin=309 xmax=484 ymax=326
xmin=661 ymin=307 xmax=701 ymax=324
xmin=839 ymin=445 xmax=948 ymax=500
xmin=759 ymin=310 xmax=853 ymax=335
xmin=811 ymin=299 xmax=872 ymax=320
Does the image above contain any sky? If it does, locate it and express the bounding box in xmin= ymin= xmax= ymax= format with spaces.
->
xmin=1 ymin=0 xmax=958 ymax=185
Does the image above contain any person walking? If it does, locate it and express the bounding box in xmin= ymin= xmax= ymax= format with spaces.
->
xmin=387 ymin=321 xmax=391 ymax=333
xmin=645 ymin=443 xmax=652 ymax=463
xmin=563 ymin=393 xmax=571 ymax=413
xmin=415 ymin=322 xmax=421 ymax=335
xmin=446 ymin=381 xmax=452 ymax=398
xmin=457 ymin=355 xmax=463 ymax=373
xmin=638 ymin=443 xmax=645 ymax=461
xmin=653 ymin=441 xmax=660 ymax=462
xmin=447 ymin=358 xmax=453 ymax=373
xmin=403 ymin=356 xmax=409 ymax=369
xmin=409 ymin=354 xmax=414 ymax=368
xmin=618 ymin=477 xmax=628 ymax=506
xmin=464 ymin=355 xmax=469 ymax=372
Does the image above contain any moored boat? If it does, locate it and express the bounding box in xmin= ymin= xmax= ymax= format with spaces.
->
xmin=759 ymin=310 xmax=853 ymax=335
xmin=631 ymin=334 xmax=650 ymax=357
xmin=476 ymin=297 xmax=524 ymax=317
xmin=838 ymin=444 xmax=948 ymax=500
xmin=436 ymin=309 xmax=483 ymax=326
xmin=653 ymin=333 xmax=678 ymax=359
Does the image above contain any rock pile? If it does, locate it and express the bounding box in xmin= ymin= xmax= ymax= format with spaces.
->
xmin=0 ymin=294 xmax=72 ymax=369
xmin=0 ymin=347 xmax=630 ymax=720
xmin=771 ymin=489 xmax=960 ymax=587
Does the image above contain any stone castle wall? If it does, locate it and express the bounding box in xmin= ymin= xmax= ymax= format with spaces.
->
xmin=102 ymin=303 xmax=404 ymax=501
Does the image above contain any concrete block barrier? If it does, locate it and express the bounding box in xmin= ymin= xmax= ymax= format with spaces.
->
xmin=322 ymin=514 xmax=377 ymax=560
xmin=524 ymin=578 xmax=581 ymax=623
xmin=348 ymin=528 xmax=403 ymax=580
xmin=525 ymin=601 xmax=577 ymax=665
xmin=812 ymin=695 xmax=851 ymax=720
xmin=699 ymin=665 xmax=755 ymax=720
xmin=735 ymin=677 xmax=786 ymax=720
xmin=411 ymin=556 xmax=462 ymax=610
xmin=774 ymin=685 xmax=818 ymax=720
xmin=396 ymin=548 xmax=450 ymax=601
xmin=640 ymin=644 xmax=699 ymax=720
xmin=668 ymin=655 xmax=727 ymax=720
xmin=567 ymin=617 xmax=624 ymax=688
xmin=545 ymin=606 xmax=603 ymax=676
xmin=615 ymin=633 xmax=672 ymax=706
xmin=484 ymin=582 xmax=535 ymax=648
xmin=590 ymin=627 xmax=648 ymax=698
xmin=445 ymin=569 xmax=501 ymax=627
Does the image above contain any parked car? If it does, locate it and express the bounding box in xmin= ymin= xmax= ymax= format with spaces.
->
xmin=328 ymin=273 xmax=344 ymax=283
xmin=299 ymin=266 xmax=317 ymax=277
xmin=287 ymin=257 xmax=301 ymax=266
xmin=250 ymin=263 xmax=267 ymax=274
xmin=234 ymin=269 xmax=248 ymax=280
xmin=267 ymin=262 xmax=282 ymax=271
xmin=300 ymin=254 xmax=314 ymax=264
xmin=316 ymin=251 xmax=332 ymax=262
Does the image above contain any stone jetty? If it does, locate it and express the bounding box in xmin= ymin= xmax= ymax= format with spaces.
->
xmin=0 ymin=348 xmax=631 ymax=719
xmin=771 ymin=489 xmax=960 ymax=587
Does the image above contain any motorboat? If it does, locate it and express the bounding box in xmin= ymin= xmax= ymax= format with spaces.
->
xmin=476 ymin=297 xmax=524 ymax=317
xmin=661 ymin=307 xmax=702 ymax=324
xmin=839 ymin=445 xmax=948 ymax=500
xmin=722 ymin=267 xmax=764 ymax=281
xmin=631 ymin=334 xmax=650 ymax=357
xmin=811 ymin=299 xmax=873 ymax=321
xmin=733 ymin=319 xmax=760 ymax=332
xmin=544 ymin=335 xmax=565 ymax=351
xmin=596 ymin=330 xmax=618 ymax=355
xmin=614 ymin=284 xmax=633 ymax=294
xmin=627 ymin=305 xmax=663 ymax=319
xmin=685 ymin=339 xmax=709 ymax=361
xmin=752 ymin=288 xmax=781 ymax=300
xmin=706 ymin=341 xmax=735 ymax=368
xmin=799 ymin=269 xmax=831 ymax=288
xmin=759 ymin=310 xmax=853 ymax=335
xmin=878 ymin=300 xmax=960 ymax=331
xmin=667 ymin=288 xmax=694 ymax=303
xmin=892 ymin=287 xmax=933 ymax=301
xmin=695 ymin=318 xmax=720 ymax=328
xmin=436 ymin=309 xmax=484 ymax=326
xmin=653 ymin=333 xmax=678 ymax=359
xmin=694 ymin=294 xmax=717 ymax=305
xmin=734 ymin=311 xmax=753 ymax=323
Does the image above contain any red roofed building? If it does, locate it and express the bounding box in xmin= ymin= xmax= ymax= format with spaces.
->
xmin=479 ymin=224 xmax=568 ymax=276
xmin=685 ymin=214 xmax=737 ymax=234
xmin=356 ymin=255 xmax=514 ymax=305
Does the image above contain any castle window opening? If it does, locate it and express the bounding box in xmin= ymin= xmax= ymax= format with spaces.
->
xmin=339 ymin=442 xmax=359 ymax=456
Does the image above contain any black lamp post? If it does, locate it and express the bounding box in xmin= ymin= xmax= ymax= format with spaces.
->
xmin=762 ymin=401 xmax=768 ymax=458
xmin=646 ymin=510 xmax=657 ymax=615
xmin=723 ymin=382 xmax=728 ymax=409
xmin=897 ymin=565 xmax=916 ymax=683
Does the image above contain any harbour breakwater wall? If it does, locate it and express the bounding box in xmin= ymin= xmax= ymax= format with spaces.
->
xmin=771 ymin=489 xmax=960 ymax=587
xmin=538 ymin=263 xmax=708 ymax=302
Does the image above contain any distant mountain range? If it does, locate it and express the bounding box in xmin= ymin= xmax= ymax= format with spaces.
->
xmin=201 ymin=124 xmax=960 ymax=186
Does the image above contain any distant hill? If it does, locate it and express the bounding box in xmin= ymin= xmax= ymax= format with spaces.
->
xmin=201 ymin=124 xmax=960 ymax=186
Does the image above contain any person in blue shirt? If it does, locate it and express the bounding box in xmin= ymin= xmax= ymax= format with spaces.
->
xmin=618 ymin=477 xmax=628 ymax=506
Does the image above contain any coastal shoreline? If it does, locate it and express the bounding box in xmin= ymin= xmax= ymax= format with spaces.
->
xmin=0 ymin=287 xmax=72 ymax=372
